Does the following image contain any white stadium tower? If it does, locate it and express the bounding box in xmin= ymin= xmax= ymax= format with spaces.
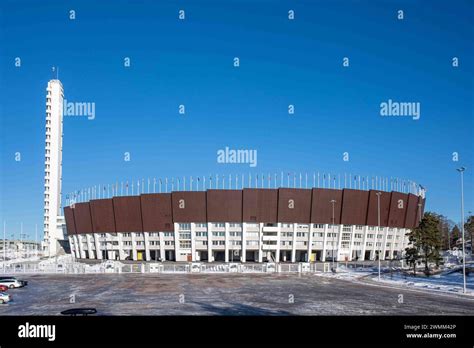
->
xmin=42 ymin=79 xmax=67 ymax=256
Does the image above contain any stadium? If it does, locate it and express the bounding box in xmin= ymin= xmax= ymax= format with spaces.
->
xmin=64 ymin=185 xmax=425 ymax=263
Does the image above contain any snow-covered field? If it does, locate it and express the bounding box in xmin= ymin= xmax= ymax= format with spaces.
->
xmin=375 ymin=271 xmax=474 ymax=296
xmin=314 ymin=265 xmax=474 ymax=296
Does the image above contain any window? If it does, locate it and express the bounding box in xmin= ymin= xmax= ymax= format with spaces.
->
xmin=230 ymin=232 xmax=242 ymax=237
xmin=356 ymin=225 xmax=364 ymax=230
xmin=354 ymin=233 xmax=363 ymax=239
xmin=196 ymin=232 xmax=208 ymax=237
xmin=343 ymin=225 xmax=352 ymax=232
xmin=214 ymin=223 xmax=225 ymax=228
xmin=179 ymin=232 xmax=191 ymax=240
xmin=180 ymin=241 xmax=191 ymax=249
xmin=195 ymin=223 xmax=207 ymax=228
xmin=229 ymin=223 xmax=241 ymax=228
xmin=212 ymin=231 xmax=225 ymax=237
xmin=179 ymin=223 xmax=191 ymax=230
xmin=165 ymin=241 xmax=174 ymax=246
xmin=313 ymin=224 xmax=324 ymax=229
xmin=296 ymin=232 xmax=307 ymax=237
xmin=163 ymin=232 xmax=173 ymax=237
xmin=341 ymin=234 xmax=351 ymax=241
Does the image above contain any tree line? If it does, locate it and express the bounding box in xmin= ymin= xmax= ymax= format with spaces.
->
xmin=404 ymin=212 xmax=473 ymax=276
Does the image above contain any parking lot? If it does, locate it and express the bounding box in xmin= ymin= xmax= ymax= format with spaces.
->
xmin=1 ymin=273 xmax=473 ymax=315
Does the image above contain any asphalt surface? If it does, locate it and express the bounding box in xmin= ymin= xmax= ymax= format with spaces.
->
xmin=1 ymin=273 xmax=473 ymax=315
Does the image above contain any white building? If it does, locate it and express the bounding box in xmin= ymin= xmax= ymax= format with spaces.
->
xmin=43 ymin=79 xmax=66 ymax=256
xmin=68 ymin=222 xmax=410 ymax=263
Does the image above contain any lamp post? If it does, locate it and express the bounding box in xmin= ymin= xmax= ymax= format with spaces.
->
xmin=330 ymin=199 xmax=336 ymax=271
xmin=376 ymin=192 xmax=382 ymax=281
xmin=457 ymin=167 xmax=467 ymax=294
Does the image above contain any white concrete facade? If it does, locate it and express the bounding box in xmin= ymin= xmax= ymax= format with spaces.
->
xmin=43 ymin=79 xmax=66 ymax=257
xmin=69 ymin=223 xmax=410 ymax=262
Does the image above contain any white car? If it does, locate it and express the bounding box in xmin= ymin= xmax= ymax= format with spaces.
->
xmin=0 ymin=292 xmax=11 ymax=304
xmin=0 ymin=278 xmax=24 ymax=289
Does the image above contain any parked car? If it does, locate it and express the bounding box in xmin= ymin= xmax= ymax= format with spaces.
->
xmin=0 ymin=278 xmax=27 ymax=289
xmin=60 ymin=308 xmax=97 ymax=316
xmin=0 ymin=285 xmax=8 ymax=292
xmin=0 ymin=292 xmax=11 ymax=304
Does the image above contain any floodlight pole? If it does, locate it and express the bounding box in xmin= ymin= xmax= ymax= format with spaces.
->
xmin=457 ymin=167 xmax=467 ymax=294
xmin=376 ymin=192 xmax=382 ymax=282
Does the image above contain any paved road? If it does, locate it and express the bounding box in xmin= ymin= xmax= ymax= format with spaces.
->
xmin=1 ymin=273 xmax=473 ymax=315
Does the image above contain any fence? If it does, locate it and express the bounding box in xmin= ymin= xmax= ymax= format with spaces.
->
xmin=1 ymin=260 xmax=341 ymax=275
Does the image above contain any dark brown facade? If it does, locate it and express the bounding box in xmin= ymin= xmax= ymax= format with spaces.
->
xmin=242 ymin=189 xmax=278 ymax=223
xmin=404 ymin=193 xmax=419 ymax=229
xmin=366 ymin=190 xmax=391 ymax=227
xmin=387 ymin=192 xmax=409 ymax=228
xmin=90 ymin=199 xmax=116 ymax=233
xmin=72 ymin=202 xmax=93 ymax=234
xmin=207 ymin=190 xmax=242 ymax=222
xmin=113 ymin=196 xmax=143 ymax=233
xmin=65 ymin=188 xmax=425 ymax=235
xmin=171 ymin=191 xmax=207 ymax=223
xmin=341 ymin=189 xmax=370 ymax=225
xmin=140 ymin=193 xmax=173 ymax=232
xmin=64 ymin=206 xmax=76 ymax=235
xmin=310 ymin=188 xmax=343 ymax=224
xmin=278 ymin=188 xmax=312 ymax=223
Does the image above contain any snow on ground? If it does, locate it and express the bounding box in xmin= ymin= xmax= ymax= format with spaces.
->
xmin=313 ymin=265 xmax=474 ymax=296
xmin=374 ymin=272 xmax=474 ymax=296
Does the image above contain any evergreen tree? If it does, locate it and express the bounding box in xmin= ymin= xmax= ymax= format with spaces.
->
xmin=464 ymin=215 xmax=473 ymax=254
xmin=405 ymin=212 xmax=443 ymax=276
xmin=435 ymin=214 xmax=451 ymax=250
xmin=451 ymin=225 xmax=461 ymax=247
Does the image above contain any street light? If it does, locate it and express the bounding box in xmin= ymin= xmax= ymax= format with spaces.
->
xmin=457 ymin=167 xmax=467 ymax=294
xmin=330 ymin=199 xmax=336 ymax=272
xmin=376 ymin=192 xmax=382 ymax=281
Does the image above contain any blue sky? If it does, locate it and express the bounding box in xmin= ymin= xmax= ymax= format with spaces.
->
xmin=0 ymin=0 xmax=473 ymax=240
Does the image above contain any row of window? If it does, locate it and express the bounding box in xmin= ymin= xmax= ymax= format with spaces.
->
xmin=82 ymin=229 xmax=405 ymax=240
xmin=180 ymin=223 xmax=244 ymax=230
xmin=76 ymin=239 xmax=401 ymax=250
